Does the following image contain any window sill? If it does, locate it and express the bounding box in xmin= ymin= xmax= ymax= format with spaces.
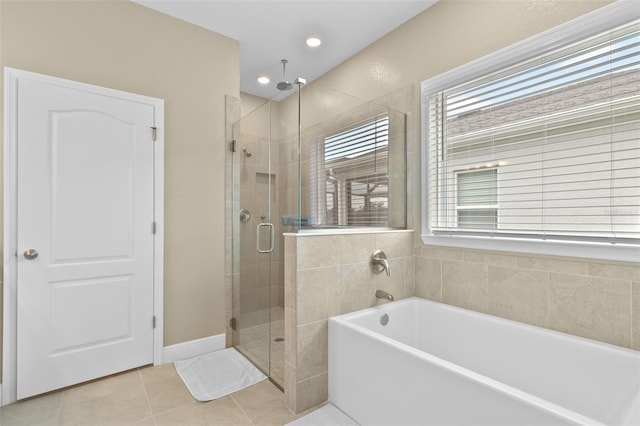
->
xmin=420 ymin=233 xmax=639 ymax=263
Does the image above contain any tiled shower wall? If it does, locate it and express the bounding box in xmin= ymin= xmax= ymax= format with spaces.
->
xmin=284 ymin=230 xmax=414 ymax=413
xmin=414 ymin=243 xmax=640 ymax=351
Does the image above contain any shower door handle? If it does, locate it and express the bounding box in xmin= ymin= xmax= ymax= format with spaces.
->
xmin=256 ymin=222 xmax=275 ymax=253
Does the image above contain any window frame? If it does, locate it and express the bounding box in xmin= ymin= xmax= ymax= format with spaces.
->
xmin=420 ymin=0 xmax=640 ymax=262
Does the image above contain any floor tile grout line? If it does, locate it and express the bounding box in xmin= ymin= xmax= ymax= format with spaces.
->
xmin=57 ymin=389 xmax=66 ymax=425
xmin=136 ymin=368 xmax=156 ymax=425
xmin=139 ymin=364 xmax=198 ymax=418
xmin=229 ymin=393 xmax=257 ymax=426
xmin=232 ymin=383 xmax=295 ymax=426
xmin=149 ymin=399 xmax=198 ymax=421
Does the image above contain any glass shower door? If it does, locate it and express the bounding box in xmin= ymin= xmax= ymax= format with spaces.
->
xmin=231 ymin=100 xmax=284 ymax=389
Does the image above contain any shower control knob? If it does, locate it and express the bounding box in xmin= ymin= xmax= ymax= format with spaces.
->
xmin=23 ymin=249 xmax=39 ymax=260
xmin=240 ymin=209 xmax=251 ymax=223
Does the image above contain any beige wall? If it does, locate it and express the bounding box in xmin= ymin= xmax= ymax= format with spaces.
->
xmin=283 ymin=0 xmax=640 ymax=349
xmin=296 ymin=0 xmax=614 ymax=103
xmin=240 ymin=93 xmax=270 ymax=124
xmin=0 ymin=0 xmax=240 ymax=367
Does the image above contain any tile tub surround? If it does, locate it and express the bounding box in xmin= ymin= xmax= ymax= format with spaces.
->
xmin=284 ymin=230 xmax=414 ymax=413
xmin=283 ymin=232 xmax=638 ymax=414
xmin=415 ymin=244 xmax=640 ymax=351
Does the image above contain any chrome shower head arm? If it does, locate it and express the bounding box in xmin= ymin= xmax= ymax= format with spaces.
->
xmin=276 ymin=59 xmax=293 ymax=91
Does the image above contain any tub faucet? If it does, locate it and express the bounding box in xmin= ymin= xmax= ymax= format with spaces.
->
xmin=376 ymin=290 xmax=394 ymax=302
xmin=370 ymin=250 xmax=390 ymax=276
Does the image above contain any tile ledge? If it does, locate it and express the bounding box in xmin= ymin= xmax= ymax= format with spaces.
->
xmin=285 ymin=229 xmax=412 ymax=237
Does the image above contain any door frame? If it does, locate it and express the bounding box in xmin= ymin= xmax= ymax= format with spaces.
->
xmin=2 ymin=67 xmax=165 ymax=405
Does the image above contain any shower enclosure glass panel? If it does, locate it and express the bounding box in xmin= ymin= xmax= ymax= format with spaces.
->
xmin=231 ymin=99 xmax=284 ymax=388
xmin=278 ymin=84 xmax=408 ymax=233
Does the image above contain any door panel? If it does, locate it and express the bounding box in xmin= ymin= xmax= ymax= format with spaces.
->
xmin=16 ymin=77 xmax=156 ymax=399
xmin=231 ymin=99 xmax=285 ymax=389
xmin=49 ymin=276 xmax=133 ymax=353
xmin=51 ymin=110 xmax=135 ymax=261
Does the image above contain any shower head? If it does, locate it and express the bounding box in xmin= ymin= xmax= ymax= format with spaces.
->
xmin=276 ymin=59 xmax=293 ymax=91
xmin=277 ymin=81 xmax=293 ymax=91
xmin=242 ymin=147 xmax=252 ymax=158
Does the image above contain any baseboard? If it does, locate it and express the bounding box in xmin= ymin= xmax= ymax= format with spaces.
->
xmin=163 ymin=333 xmax=226 ymax=364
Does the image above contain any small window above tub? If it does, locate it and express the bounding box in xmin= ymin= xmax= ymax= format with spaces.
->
xmin=324 ymin=115 xmax=389 ymax=227
xmin=309 ymin=111 xmax=406 ymax=230
xmin=421 ymin=3 xmax=640 ymax=262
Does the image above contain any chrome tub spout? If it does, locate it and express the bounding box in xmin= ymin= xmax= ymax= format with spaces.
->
xmin=375 ymin=290 xmax=394 ymax=302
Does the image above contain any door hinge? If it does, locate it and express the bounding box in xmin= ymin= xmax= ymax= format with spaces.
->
xmin=152 ymin=222 xmax=156 ymax=234
xmin=230 ymin=317 xmax=237 ymax=330
xmin=230 ymin=139 xmax=237 ymax=153
xmin=153 ymin=316 xmax=156 ymax=329
xmin=151 ymin=127 xmax=157 ymax=142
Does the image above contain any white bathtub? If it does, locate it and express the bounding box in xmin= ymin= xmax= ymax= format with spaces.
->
xmin=328 ymin=297 xmax=640 ymax=426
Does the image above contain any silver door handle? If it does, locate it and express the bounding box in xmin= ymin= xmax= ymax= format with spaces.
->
xmin=256 ymin=223 xmax=275 ymax=253
xmin=23 ymin=249 xmax=39 ymax=260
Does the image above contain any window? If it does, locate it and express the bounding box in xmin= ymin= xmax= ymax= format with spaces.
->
xmin=347 ymin=174 xmax=389 ymax=226
xmin=312 ymin=114 xmax=390 ymax=227
xmin=456 ymin=168 xmax=497 ymax=230
xmin=421 ymin=4 xmax=639 ymax=261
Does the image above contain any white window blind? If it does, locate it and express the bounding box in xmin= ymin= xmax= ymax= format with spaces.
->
xmin=427 ymin=19 xmax=640 ymax=245
xmin=310 ymin=114 xmax=389 ymax=227
xmin=456 ymin=168 xmax=497 ymax=229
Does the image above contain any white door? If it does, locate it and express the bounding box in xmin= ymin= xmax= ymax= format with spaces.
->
xmin=14 ymin=73 xmax=159 ymax=399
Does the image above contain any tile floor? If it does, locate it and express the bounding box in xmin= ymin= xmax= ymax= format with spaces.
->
xmin=0 ymin=363 xmax=304 ymax=426
xmin=233 ymin=308 xmax=285 ymax=388
xmin=235 ymin=320 xmax=285 ymax=388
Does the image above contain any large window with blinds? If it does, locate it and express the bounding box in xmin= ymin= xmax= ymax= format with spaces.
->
xmin=315 ymin=114 xmax=390 ymax=227
xmin=422 ymin=6 xmax=639 ymax=261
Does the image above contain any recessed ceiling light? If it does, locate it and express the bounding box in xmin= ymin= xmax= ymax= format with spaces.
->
xmin=306 ymin=36 xmax=322 ymax=48
xmin=257 ymin=76 xmax=270 ymax=85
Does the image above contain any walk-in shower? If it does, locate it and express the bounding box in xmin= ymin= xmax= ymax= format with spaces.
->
xmin=229 ymin=79 xmax=307 ymax=389
xmin=227 ymin=81 xmax=409 ymax=390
